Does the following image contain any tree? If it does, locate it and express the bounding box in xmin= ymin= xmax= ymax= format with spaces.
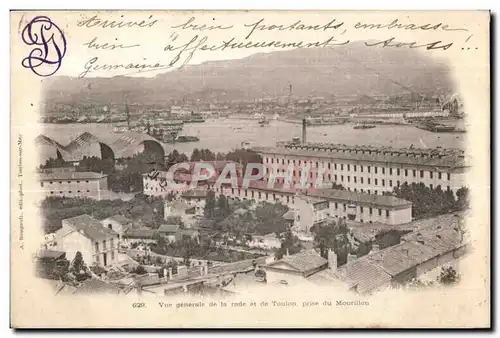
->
xmin=331 ymin=183 xmax=345 ymax=190
xmin=166 ymin=150 xmax=189 ymax=168
xmin=374 ymin=229 xmax=411 ymax=249
xmin=165 ymin=260 xmax=178 ymax=275
xmin=225 ymin=149 xmax=262 ymax=173
xmin=392 ymin=183 xmax=469 ymax=219
xmin=190 ymin=148 xmax=201 ymax=161
xmin=254 ymin=202 xmax=289 ymax=236
xmin=133 ymin=265 xmax=147 ymax=275
xmin=313 ymin=222 xmax=338 ymax=258
xmin=456 ymin=187 xmax=470 ymax=210
xmin=438 ymin=266 xmax=460 ymax=285
xmin=275 ymin=229 xmax=302 ymax=260
xmin=190 ymin=148 xmax=216 ymax=162
xmin=155 ymin=256 xmax=164 ymax=265
xmin=204 ymin=190 xmax=216 ymax=219
xmin=70 ymin=251 xmax=87 ymax=274
xmin=40 ymin=157 xmax=71 ymax=169
xmin=312 ymin=220 xmax=351 ymax=266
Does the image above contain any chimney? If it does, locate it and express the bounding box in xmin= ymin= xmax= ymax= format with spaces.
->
xmin=204 ymin=264 xmax=208 ymax=275
xmin=286 ymin=248 xmax=290 ymax=257
xmin=347 ymin=254 xmax=357 ymax=264
xmin=371 ymin=244 xmax=379 ymax=253
xmin=328 ymin=249 xmax=337 ymax=272
xmin=302 ymin=118 xmax=307 ymax=144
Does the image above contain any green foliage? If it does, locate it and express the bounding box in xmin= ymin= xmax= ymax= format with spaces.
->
xmin=190 ymin=148 xmax=216 ymax=161
xmin=157 ymin=260 xmax=179 ymax=277
xmin=312 ymin=220 xmax=351 ymax=266
xmin=133 ymin=265 xmax=147 ymax=275
xmin=41 ymin=195 xmax=165 ymax=233
xmin=40 ymin=157 xmax=72 ymax=169
xmin=331 ymin=183 xmax=345 ymax=190
xmin=77 ymin=156 xmax=115 ymax=174
xmin=275 ymin=229 xmax=302 ymax=260
xmin=165 ymin=260 xmax=178 ymax=275
xmin=392 ymin=183 xmax=469 ymax=219
xmin=204 ymin=190 xmax=217 ymax=219
xmin=216 ymin=195 xmax=231 ymax=219
xmin=166 ymin=150 xmax=189 ymax=168
xmin=225 ymin=149 xmax=262 ymax=173
xmin=438 ymin=266 xmax=460 ymax=285
xmin=210 ymin=201 xmax=289 ymax=238
xmin=374 ymin=229 xmax=412 ymax=250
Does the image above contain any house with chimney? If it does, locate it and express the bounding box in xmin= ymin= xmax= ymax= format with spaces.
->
xmin=100 ymin=215 xmax=134 ymax=242
xmin=54 ymin=214 xmax=119 ymax=267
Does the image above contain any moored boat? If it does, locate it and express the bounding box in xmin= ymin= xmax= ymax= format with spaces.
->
xmin=353 ymin=124 xmax=376 ymax=129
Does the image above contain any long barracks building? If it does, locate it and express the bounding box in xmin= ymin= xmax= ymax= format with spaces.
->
xmin=255 ymin=143 xmax=469 ymax=195
xmin=142 ymin=175 xmax=413 ymax=225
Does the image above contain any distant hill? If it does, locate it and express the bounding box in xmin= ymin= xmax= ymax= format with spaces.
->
xmin=43 ymin=42 xmax=454 ymax=106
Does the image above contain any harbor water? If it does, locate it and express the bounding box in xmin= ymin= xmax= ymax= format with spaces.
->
xmin=38 ymin=119 xmax=465 ymax=155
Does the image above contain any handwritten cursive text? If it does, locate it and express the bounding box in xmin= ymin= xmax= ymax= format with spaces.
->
xmin=77 ymin=15 xmax=158 ymax=28
xmin=83 ymin=37 xmax=140 ymax=50
xmin=364 ymin=37 xmax=453 ymax=50
xmin=354 ymin=19 xmax=468 ymax=32
xmin=171 ymin=16 xmax=234 ymax=31
xmin=243 ymin=18 xmax=344 ymax=40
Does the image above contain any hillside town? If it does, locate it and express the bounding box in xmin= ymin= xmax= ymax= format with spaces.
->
xmin=35 ymin=108 xmax=470 ymax=297
xmin=31 ymin=34 xmax=472 ymax=298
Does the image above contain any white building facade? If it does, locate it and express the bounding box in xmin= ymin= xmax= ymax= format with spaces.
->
xmin=38 ymin=171 xmax=108 ymax=200
xmin=56 ymin=215 xmax=119 ymax=267
xmin=257 ymin=145 xmax=468 ymax=195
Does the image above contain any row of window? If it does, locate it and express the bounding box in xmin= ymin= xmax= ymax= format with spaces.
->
xmin=265 ymin=158 xmax=452 ymax=180
xmin=49 ymin=190 xmax=91 ymax=194
xmin=95 ymin=239 xmax=116 ymax=253
xmin=333 ymin=202 xmax=390 ymax=217
xmin=272 ymin=174 xmax=452 ymax=192
xmin=228 ymin=188 xmax=294 ymax=204
xmin=42 ymin=180 xmax=92 ymax=187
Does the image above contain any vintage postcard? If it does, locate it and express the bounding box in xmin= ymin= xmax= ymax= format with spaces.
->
xmin=10 ymin=10 xmax=490 ymax=328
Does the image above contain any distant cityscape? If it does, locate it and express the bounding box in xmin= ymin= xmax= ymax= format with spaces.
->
xmin=33 ymin=42 xmax=469 ymax=297
xmin=35 ymin=98 xmax=469 ymax=296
